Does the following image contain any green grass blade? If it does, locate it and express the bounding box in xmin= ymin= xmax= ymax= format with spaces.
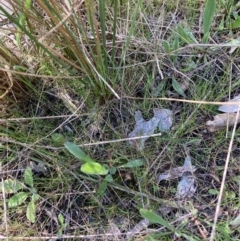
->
xmin=64 ymin=142 xmax=95 ymax=163
xmin=177 ymin=25 xmax=196 ymax=44
xmin=172 ymin=78 xmax=187 ymax=98
xmin=140 ymin=209 xmax=175 ymax=232
xmin=111 ymin=0 xmax=118 ymax=62
xmin=119 ymin=0 xmax=141 ymax=66
xmin=99 ymin=0 xmax=108 ymax=74
xmin=203 ymin=0 xmax=216 ymax=35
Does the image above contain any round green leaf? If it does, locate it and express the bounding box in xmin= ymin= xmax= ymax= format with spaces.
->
xmin=81 ymin=162 xmax=108 ymax=175
xmin=109 ymin=166 xmax=117 ymax=175
xmin=104 ymin=174 xmax=113 ymax=182
xmin=32 ymin=193 xmax=40 ymax=202
xmin=51 ymin=133 xmax=65 ymax=144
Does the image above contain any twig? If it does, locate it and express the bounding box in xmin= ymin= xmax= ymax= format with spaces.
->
xmin=1 ymin=165 xmax=8 ymax=237
xmin=209 ymin=109 xmax=240 ymax=240
xmin=0 ymin=65 xmax=13 ymax=99
xmin=155 ymin=53 xmax=164 ymax=79
xmin=124 ymin=95 xmax=240 ymax=106
xmin=0 ymin=133 xmax=163 ymax=150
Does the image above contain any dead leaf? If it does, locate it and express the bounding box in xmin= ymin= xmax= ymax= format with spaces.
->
xmin=128 ymin=109 xmax=173 ymax=150
xmin=158 ymin=154 xmax=196 ymax=200
xmin=175 ymin=173 xmax=196 ymax=199
xmin=218 ymin=94 xmax=240 ymax=113
xmin=126 ymin=218 xmax=150 ymax=239
xmin=158 ymin=155 xmax=196 ymax=183
xmin=206 ymin=112 xmax=240 ymax=132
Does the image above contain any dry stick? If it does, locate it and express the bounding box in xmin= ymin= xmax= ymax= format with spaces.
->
xmin=82 ymin=50 xmax=120 ymax=100
xmin=155 ymin=53 xmax=164 ymax=79
xmin=0 ymin=65 xmax=13 ymax=99
xmin=124 ymin=95 xmax=240 ymax=106
xmin=0 ymin=133 xmax=163 ymax=150
xmin=0 ymin=114 xmax=87 ymax=122
xmin=1 ymin=168 xmax=8 ymax=237
xmin=0 ymin=66 xmax=13 ymax=237
xmin=225 ymin=63 xmax=233 ymax=138
xmin=209 ymin=109 xmax=240 ymax=241
xmin=0 ymin=66 xmax=85 ymax=79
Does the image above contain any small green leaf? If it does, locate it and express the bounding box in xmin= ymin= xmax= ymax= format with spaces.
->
xmin=208 ymin=189 xmax=219 ymax=195
xmin=231 ymin=18 xmax=240 ymax=29
xmin=109 ymin=166 xmax=117 ymax=175
xmin=57 ymin=228 xmax=63 ymax=237
xmin=162 ymin=40 xmax=170 ymax=53
xmin=0 ymin=179 xmax=24 ymax=194
xmin=203 ymin=0 xmax=216 ymax=35
xmin=153 ymin=82 xmax=164 ymax=97
xmin=32 ymin=193 xmax=40 ymax=202
xmin=64 ymin=141 xmax=95 ymax=163
xmin=181 ymin=61 xmax=197 ymax=72
xmin=219 ymin=17 xmax=224 ymax=31
xmin=105 ymin=174 xmax=113 ymax=182
xmin=202 ymin=32 xmax=210 ymax=44
xmin=24 ymin=167 xmax=34 ymax=188
xmin=140 ymin=209 xmax=175 ymax=232
xmin=26 ymin=200 xmax=36 ymax=223
xmin=58 ymin=213 xmax=65 ymax=227
xmin=24 ymin=0 xmax=32 ymax=9
xmin=230 ymin=214 xmax=240 ymax=227
xmin=177 ymin=25 xmax=196 ymax=44
xmin=51 ymin=133 xmax=65 ymax=144
xmin=172 ymin=78 xmax=186 ymax=98
xmin=13 ymin=65 xmax=28 ymax=71
xmin=172 ymin=35 xmax=179 ymax=51
xmin=8 ymin=192 xmax=29 ymax=208
xmin=81 ymin=162 xmax=108 ymax=175
xmin=118 ymin=158 xmax=146 ymax=168
xmin=97 ymin=180 xmax=108 ymax=198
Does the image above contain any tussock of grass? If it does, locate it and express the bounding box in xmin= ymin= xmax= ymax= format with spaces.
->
xmin=1 ymin=0 xmax=240 ymax=240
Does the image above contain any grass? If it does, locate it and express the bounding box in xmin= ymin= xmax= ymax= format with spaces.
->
xmin=1 ymin=0 xmax=240 ymax=240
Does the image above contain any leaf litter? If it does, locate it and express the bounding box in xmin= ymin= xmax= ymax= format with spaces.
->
xmin=128 ymin=108 xmax=173 ymax=150
xmin=158 ymin=154 xmax=197 ymax=199
xmin=127 ymin=153 xmax=197 ymax=238
xmin=206 ymin=94 xmax=240 ymax=132
xmin=218 ymin=94 xmax=240 ymax=113
xmin=158 ymin=155 xmax=197 ymax=183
